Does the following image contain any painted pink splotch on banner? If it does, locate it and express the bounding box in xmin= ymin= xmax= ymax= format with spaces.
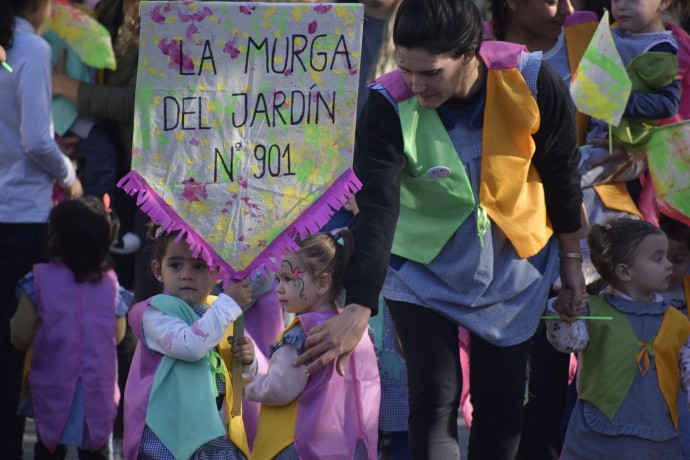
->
xmin=119 ymin=2 xmax=364 ymax=283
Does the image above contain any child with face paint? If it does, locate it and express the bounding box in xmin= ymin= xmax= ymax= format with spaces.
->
xmin=245 ymin=230 xmax=380 ymax=460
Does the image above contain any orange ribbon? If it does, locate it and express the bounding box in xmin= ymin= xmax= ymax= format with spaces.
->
xmin=636 ymin=338 xmax=656 ymax=376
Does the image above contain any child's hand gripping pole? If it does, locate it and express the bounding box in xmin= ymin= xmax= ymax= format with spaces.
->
xmin=223 ymin=278 xmax=252 ymax=417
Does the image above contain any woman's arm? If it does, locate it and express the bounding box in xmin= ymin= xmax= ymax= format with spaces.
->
xmin=532 ymin=62 xmax=586 ymax=310
xmin=20 ymin=38 xmax=77 ymax=190
xmin=244 ymin=344 xmax=309 ymax=406
xmin=76 ymin=81 xmax=136 ymax=123
xmin=531 ymin=62 xmax=582 ymax=235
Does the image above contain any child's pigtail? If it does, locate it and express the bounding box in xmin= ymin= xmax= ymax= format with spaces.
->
xmin=331 ymin=228 xmax=354 ymax=293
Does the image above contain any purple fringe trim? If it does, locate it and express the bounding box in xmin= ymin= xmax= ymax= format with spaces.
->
xmin=117 ymin=170 xmax=362 ymax=285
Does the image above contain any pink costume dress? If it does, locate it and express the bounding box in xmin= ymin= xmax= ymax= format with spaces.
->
xmin=29 ymin=263 xmax=119 ymax=452
xmin=248 ymin=310 xmax=380 ymax=459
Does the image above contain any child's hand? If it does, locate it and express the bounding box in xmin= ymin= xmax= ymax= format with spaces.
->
xmin=227 ymin=336 xmax=255 ymax=365
xmin=224 ymin=278 xmax=252 ymax=309
xmin=0 ymin=45 xmax=6 ymax=63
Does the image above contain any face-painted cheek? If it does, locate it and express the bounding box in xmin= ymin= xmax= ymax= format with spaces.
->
xmin=293 ymin=279 xmax=301 ymax=288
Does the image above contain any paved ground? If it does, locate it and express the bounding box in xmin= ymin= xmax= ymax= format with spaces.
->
xmin=23 ymin=417 xmax=469 ymax=459
xmin=22 ymin=418 xmax=123 ymax=460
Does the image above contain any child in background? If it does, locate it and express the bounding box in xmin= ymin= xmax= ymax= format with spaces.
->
xmin=659 ymin=214 xmax=690 ymax=459
xmin=43 ymin=0 xmax=118 ymax=199
xmin=660 ymin=214 xmax=690 ymax=314
xmin=10 ymin=196 xmax=128 ymax=459
xmin=245 ymin=230 xmax=380 ymax=460
xmin=124 ymin=224 xmax=255 ymax=460
xmin=546 ymin=218 xmax=690 ymax=459
xmin=579 ymin=0 xmax=683 ymax=188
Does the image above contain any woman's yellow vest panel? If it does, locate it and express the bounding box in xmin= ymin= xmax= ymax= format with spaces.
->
xmin=373 ymin=41 xmax=550 ymax=263
xmin=578 ymin=296 xmax=690 ymax=428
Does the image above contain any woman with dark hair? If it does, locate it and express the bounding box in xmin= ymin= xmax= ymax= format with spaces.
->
xmin=294 ymin=0 xmax=586 ymax=458
xmin=0 ymin=0 xmax=82 ymax=457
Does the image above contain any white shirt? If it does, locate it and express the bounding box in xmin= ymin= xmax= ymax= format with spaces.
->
xmin=142 ymin=293 xmax=256 ymax=424
xmin=0 ymin=17 xmax=75 ymax=223
xmin=142 ymin=293 xmax=256 ymax=379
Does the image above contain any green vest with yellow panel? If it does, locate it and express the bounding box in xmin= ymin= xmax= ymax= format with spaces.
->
xmin=579 ymin=295 xmax=690 ymax=428
xmin=374 ymin=41 xmax=551 ymax=263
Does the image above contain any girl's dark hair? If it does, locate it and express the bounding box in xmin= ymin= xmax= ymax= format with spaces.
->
xmin=295 ymin=229 xmax=354 ymax=299
xmin=587 ymin=218 xmax=664 ymax=287
xmin=147 ymin=222 xmax=182 ymax=264
xmin=394 ymin=0 xmax=483 ymax=58
xmin=0 ymin=0 xmax=45 ymax=50
xmin=46 ymin=197 xmax=120 ymax=283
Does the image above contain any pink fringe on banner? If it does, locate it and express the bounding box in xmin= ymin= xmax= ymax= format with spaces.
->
xmin=117 ymin=170 xmax=362 ymax=285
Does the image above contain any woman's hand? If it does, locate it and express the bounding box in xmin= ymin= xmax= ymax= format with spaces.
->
xmin=228 ymin=336 xmax=255 ymax=365
xmin=555 ymin=231 xmax=587 ymax=318
xmin=293 ymin=303 xmax=371 ymax=376
xmin=587 ymin=138 xmax=647 ymax=184
xmin=52 ymin=50 xmax=79 ymax=102
xmin=553 ymin=287 xmax=587 ymax=324
xmin=558 ymin=258 xmax=587 ymax=318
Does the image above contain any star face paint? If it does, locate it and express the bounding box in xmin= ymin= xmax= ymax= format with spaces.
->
xmin=276 ymin=254 xmax=319 ymax=314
